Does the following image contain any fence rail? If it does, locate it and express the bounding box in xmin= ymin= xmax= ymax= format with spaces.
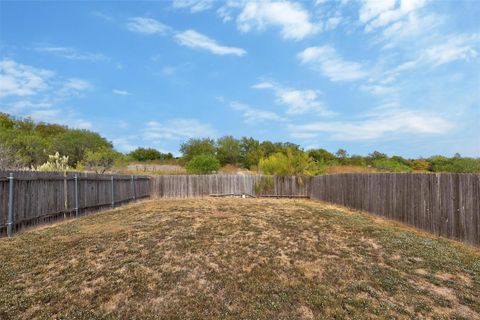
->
xmin=0 ymin=171 xmax=150 ymax=237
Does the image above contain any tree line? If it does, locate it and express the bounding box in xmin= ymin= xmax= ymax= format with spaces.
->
xmin=1 ymin=113 xmax=478 ymax=175
xmin=175 ymin=137 xmax=480 ymax=174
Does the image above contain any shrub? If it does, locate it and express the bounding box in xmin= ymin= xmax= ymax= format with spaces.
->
xmin=372 ymin=158 xmax=412 ymax=172
xmin=259 ymin=150 xmax=325 ymax=176
xmin=430 ymin=156 xmax=480 ymax=173
xmin=412 ymin=159 xmax=431 ymax=171
xmin=185 ymin=154 xmax=220 ymax=174
xmin=83 ymin=147 xmax=121 ymax=173
xmin=128 ymin=147 xmax=173 ymax=161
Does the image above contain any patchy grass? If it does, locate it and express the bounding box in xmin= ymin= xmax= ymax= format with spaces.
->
xmin=0 ymin=198 xmax=479 ymax=320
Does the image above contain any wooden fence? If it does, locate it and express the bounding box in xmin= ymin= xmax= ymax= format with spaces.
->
xmin=310 ymin=173 xmax=480 ymax=245
xmin=0 ymin=171 xmax=150 ymax=237
xmin=1 ymin=171 xmax=479 ymax=245
xmin=151 ymin=174 xmax=310 ymax=198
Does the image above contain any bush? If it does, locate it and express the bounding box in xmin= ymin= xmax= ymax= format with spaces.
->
xmin=372 ymin=158 xmax=412 ymax=172
xmin=429 ymin=156 xmax=480 ymax=173
xmin=128 ymin=147 xmax=173 ymax=162
xmin=412 ymin=159 xmax=431 ymax=171
xmin=259 ymin=150 xmax=325 ymax=176
xmin=83 ymin=147 xmax=121 ymax=173
xmin=185 ymin=154 xmax=220 ymax=174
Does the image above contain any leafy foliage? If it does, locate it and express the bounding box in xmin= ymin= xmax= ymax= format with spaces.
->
xmin=216 ymin=135 xmax=241 ymax=165
xmin=0 ymin=113 xmax=114 ymax=168
xmin=128 ymin=147 xmax=173 ymax=162
xmin=180 ymin=138 xmax=216 ymax=162
xmin=185 ymin=154 xmax=220 ymax=174
xmin=258 ymin=150 xmax=324 ymax=176
xmin=83 ymin=147 xmax=122 ymax=173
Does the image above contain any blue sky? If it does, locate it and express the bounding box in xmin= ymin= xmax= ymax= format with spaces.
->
xmin=0 ymin=0 xmax=479 ymax=157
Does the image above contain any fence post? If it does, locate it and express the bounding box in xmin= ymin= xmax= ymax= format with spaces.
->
xmin=74 ymin=174 xmax=79 ymax=218
xmin=63 ymin=171 xmax=67 ymax=219
xmin=131 ymin=175 xmax=136 ymax=200
xmin=111 ymin=176 xmax=115 ymax=208
xmin=7 ymin=173 xmax=14 ymax=237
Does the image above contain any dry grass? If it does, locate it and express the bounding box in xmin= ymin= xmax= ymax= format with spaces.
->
xmin=0 ymin=198 xmax=479 ymax=319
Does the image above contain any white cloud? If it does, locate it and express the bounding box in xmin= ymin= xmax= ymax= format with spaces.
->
xmin=112 ymin=89 xmax=131 ymax=96
xmin=298 ymin=45 xmax=367 ymax=82
xmin=236 ymin=0 xmax=321 ymax=40
xmin=0 ymin=59 xmax=93 ymax=130
xmin=359 ymin=0 xmax=428 ymax=32
xmin=253 ymin=81 xmax=332 ymax=115
xmin=34 ymin=46 xmax=107 ymax=61
xmin=64 ymin=78 xmax=91 ymax=91
xmin=144 ymin=118 xmax=216 ymax=140
xmin=175 ymin=30 xmax=246 ymax=56
xmin=127 ymin=17 xmax=170 ymax=35
xmin=0 ymin=59 xmax=53 ymax=98
xmin=172 ymin=0 xmax=214 ymax=12
xmin=389 ymin=34 xmax=479 ymax=76
xmin=229 ymin=101 xmax=285 ymax=123
xmin=289 ymin=107 xmax=453 ymax=141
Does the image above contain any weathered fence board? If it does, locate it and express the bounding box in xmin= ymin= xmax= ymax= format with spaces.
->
xmin=151 ymin=175 xmax=310 ymax=198
xmin=309 ymin=173 xmax=480 ymax=245
xmin=0 ymin=171 xmax=150 ymax=236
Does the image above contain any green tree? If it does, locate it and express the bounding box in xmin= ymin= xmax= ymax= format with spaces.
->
xmin=185 ymin=154 xmax=220 ymax=174
xmin=51 ymin=130 xmax=113 ymax=166
xmin=216 ymin=135 xmax=241 ymax=165
xmin=128 ymin=147 xmax=172 ymax=161
xmin=180 ymin=138 xmax=216 ymax=162
xmin=308 ymin=148 xmax=336 ymax=164
xmin=239 ymin=137 xmax=262 ymax=169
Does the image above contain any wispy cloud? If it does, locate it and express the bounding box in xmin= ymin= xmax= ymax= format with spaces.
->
xmin=298 ymin=45 xmax=367 ymax=82
xmin=92 ymin=11 xmax=115 ymax=22
xmin=144 ymin=118 xmax=216 ymax=140
xmin=127 ymin=17 xmax=171 ymax=35
xmin=112 ymin=89 xmax=131 ymax=96
xmin=0 ymin=59 xmax=53 ymax=98
xmin=393 ymin=34 xmax=479 ymax=72
xmin=172 ymin=0 xmax=215 ymax=13
xmin=359 ymin=0 xmax=428 ymax=32
xmin=175 ymin=30 xmax=246 ymax=56
xmin=229 ymin=101 xmax=285 ymax=123
xmin=34 ymin=46 xmax=108 ymax=61
xmin=252 ymin=81 xmax=332 ymax=115
xmin=126 ymin=17 xmax=246 ymax=57
xmin=234 ymin=0 xmax=321 ymax=40
xmin=289 ymin=106 xmax=453 ymax=141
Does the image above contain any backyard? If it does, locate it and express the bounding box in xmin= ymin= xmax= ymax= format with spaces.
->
xmin=0 ymin=198 xmax=479 ymax=319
